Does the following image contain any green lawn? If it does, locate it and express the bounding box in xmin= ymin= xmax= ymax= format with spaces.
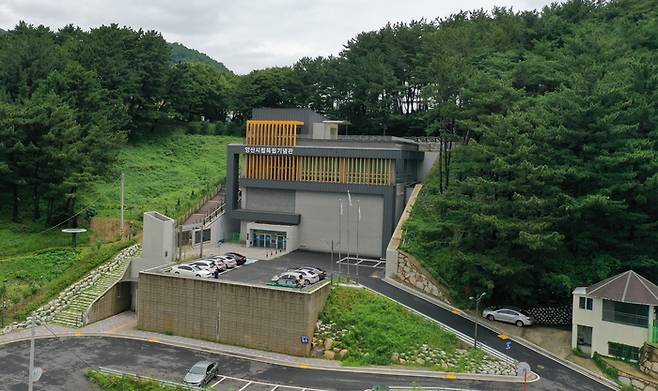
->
xmin=0 ymin=241 xmax=132 ymax=324
xmin=0 ymin=220 xmax=90 ymax=260
xmin=82 ymin=132 xmax=241 ymax=222
xmin=319 ymin=286 xmax=485 ymax=371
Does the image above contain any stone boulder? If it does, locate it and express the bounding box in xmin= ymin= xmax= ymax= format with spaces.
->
xmin=324 ymin=350 xmax=335 ymax=360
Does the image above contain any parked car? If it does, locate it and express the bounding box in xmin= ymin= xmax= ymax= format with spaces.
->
xmin=199 ymin=257 xmax=227 ymax=271
xmin=183 ymin=360 xmax=218 ymax=387
xmin=212 ymin=255 xmax=236 ymax=268
xmin=191 ymin=260 xmax=218 ymax=271
xmin=293 ymin=268 xmax=320 ymax=285
xmin=269 ymin=274 xmax=303 ymax=288
xmin=171 ymin=264 xmax=213 ymax=278
xmin=297 ymin=266 xmax=326 ymax=280
xmin=223 ymin=252 xmax=247 ymax=266
xmin=482 ymin=306 xmax=535 ymax=327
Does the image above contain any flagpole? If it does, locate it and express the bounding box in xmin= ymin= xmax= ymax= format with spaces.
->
xmin=356 ymin=199 xmax=360 ymax=283
xmin=338 ymin=198 xmax=342 ymax=276
xmin=347 ymin=190 xmax=351 ymax=276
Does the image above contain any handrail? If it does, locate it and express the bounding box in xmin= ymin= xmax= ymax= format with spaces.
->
xmin=97 ymin=366 xmax=203 ymax=390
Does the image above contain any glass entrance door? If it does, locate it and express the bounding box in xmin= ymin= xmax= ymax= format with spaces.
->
xmin=253 ymin=230 xmax=287 ymax=249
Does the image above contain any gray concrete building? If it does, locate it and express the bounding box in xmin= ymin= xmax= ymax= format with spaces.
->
xmin=225 ymin=108 xmax=428 ymax=258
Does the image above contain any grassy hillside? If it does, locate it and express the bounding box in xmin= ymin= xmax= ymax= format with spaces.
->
xmin=82 ymin=132 xmax=241 ymax=222
xmin=0 ymin=241 xmax=132 ymax=324
xmin=319 ymin=286 xmax=484 ymax=370
xmin=170 ymin=42 xmax=231 ymax=74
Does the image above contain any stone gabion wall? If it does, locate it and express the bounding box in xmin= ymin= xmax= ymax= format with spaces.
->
xmin=396 ymin=251 xmax=451 ymax=304
xmin=0 ymin=244 xmax=140 ymax=335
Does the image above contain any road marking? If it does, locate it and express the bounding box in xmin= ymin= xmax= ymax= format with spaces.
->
xmin=146 ymin=338 xmax=159 ymax=343
xmin=497 ymin=334 xmax=509 ymax=340
xmin=451 ymin=309 xmax=461 ymax=315
xmin=214 ymin=374 xmax=325 ymax=391
xmin=74 ymin=332 xmax=83 ymax=337
xmin=298 ymin=364 xmax=310 ymax=369
xmin=211 ymin=376 xmax=226 ymax=387
xmin=444 ymin=373 xmax=458 ymax=380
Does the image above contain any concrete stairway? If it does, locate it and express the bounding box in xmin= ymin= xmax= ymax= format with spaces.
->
xmin=51 ymin=256 xmax=132 ymax=328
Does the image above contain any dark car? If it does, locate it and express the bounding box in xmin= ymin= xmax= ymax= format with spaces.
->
xmin=183 ymin=360 xmax=218 ymax=386
xmin=224 ymin=252 xmax=247 ymax=266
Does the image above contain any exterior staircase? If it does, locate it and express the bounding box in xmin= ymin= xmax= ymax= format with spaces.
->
xmin=51 ymin=247 xmax=135 ymax=328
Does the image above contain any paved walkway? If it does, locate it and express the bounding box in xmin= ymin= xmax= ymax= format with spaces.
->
xmin=184 ymin=192 xmax=225 ymax=226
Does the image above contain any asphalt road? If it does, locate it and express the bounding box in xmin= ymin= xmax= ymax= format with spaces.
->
xmin=257 ymin=251 xmax=615 ymax=391
xmin=0 ymin=336 xmax=524 ymax=391
xmin=0 ymin=250 xmax=615 ymax=391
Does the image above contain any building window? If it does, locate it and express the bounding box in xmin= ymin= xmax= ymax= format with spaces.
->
xmin=579 ymin=297 xmax=593 ymax=310
xmin=608 ymin=342 xmax=640 ymax=361
xmin=602 ymin=299 xmax=648 ymax=328
xmin=194 ymin=228 xmax=211 ymax=244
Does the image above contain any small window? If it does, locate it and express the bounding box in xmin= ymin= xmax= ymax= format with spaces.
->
xmin=608 ymin=342 xmax=640 ymax=361
xmin=579 ymin=297 xmax=593 ymax=310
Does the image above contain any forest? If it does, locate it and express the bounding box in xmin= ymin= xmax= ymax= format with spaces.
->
xmin=0 ymin=0 xmax=656 ymax=303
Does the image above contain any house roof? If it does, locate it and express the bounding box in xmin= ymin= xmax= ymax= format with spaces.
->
xmin=586 ymin=270 xmax=658 ymax=306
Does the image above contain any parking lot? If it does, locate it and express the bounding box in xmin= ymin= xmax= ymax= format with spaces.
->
xmin=211 ymin=374 xmax=325 ymax=391
xmin=216 ymin=250 xmax=383 ymax=286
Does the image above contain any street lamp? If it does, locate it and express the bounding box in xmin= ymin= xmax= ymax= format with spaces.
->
xmin=469 ymin=292 xmax=486 ymax=348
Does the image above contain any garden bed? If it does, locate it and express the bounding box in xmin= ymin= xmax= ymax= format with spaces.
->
xmin=312 ymin=286 xmax=514 ymax=375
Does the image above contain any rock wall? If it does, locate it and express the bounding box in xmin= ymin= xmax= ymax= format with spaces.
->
xmin=396 ymin=250 xmax=451 ymax=304
xmin=641 ymin=343 xmax=658 ymax=379
xmin=0 ymin=244 xmax=140 ymax=334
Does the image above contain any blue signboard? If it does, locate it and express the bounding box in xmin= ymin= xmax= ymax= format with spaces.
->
xmin=301 ymin=336 xmax=309 ymax=344
xmin=505 ymin=341 xmax=512 ymax=351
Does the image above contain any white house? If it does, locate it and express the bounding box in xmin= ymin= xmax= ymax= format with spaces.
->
xmin=572 ymin=270 xmax=658 ymax=361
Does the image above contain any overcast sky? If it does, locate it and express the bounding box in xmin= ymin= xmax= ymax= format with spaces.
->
xmin=0 ymin=0 xmax=556 ymax=74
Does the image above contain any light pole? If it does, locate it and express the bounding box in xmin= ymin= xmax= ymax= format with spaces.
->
xmin=469 ymin=292 xmax=486 ymax=349
xmin=0 ymin=279 xmax=6 ymax=328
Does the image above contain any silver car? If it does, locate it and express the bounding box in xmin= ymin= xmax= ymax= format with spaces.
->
xmin=183 ymin=360 xmax=218 ymax=387
xmin=482 ymin=306 xmax=534 ymax=327
xmin=213 ymin=255 xmax=236 ymax=268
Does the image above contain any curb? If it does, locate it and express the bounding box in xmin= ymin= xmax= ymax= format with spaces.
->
xmin=0 ymin=330 xmax=536 ymax=384
xmin=383 ymin=277 xmax=620 ymax=390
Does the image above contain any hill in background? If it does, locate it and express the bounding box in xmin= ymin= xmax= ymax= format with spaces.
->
xmin=170 ymin=42 xmax=231 ymax=74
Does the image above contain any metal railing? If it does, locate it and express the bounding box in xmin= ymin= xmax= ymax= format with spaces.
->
xmin=97 ymin=366 xmax=203 ymax=390
xmin=176 ymin=183 xmax=224 ymax=226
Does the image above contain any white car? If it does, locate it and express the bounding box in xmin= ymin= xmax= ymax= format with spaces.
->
xmin=190 ymin=260 xmax=218 ymax=271
xmin=294 ymin=269 xmax=320 ymax=285
xmin=272 ymin=271 xmax=305 ymax=285
xmin=212 ymin=255 xmax=236 ymax=268
xmin=171 ymin=264 xmax=213 ymax=278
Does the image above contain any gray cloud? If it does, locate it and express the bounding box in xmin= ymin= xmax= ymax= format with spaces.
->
xmin=0 ymin=0 xmax=556 ymax=74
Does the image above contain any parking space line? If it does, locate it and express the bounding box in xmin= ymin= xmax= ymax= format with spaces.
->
xmin=211 ymin=376 xmax=225 ymax=387
xmin=214 ymin=374 xmax=325 ymax=391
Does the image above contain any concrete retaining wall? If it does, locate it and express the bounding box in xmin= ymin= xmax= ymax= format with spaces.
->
xmin=87 ymin=281 xmax=132 ymax=324
xmin=137 ymin=272 xmax=331 ymax=356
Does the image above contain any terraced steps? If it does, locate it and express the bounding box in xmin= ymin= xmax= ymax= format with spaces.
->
xmin=51 ymin=247 xmax=136 ymax=328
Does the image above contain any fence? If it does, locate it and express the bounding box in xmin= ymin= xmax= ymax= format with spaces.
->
xmin=176 ymin=182 xmax=223 ymax=226
xmin=526 ymin=305 xmax=572 ymax=327
xmin=96 ymin=366 xmax=203 ymax=390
